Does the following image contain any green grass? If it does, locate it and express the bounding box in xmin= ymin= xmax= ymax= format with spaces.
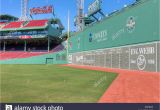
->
xmin=0 ymin=65 xmax=117 ymax=103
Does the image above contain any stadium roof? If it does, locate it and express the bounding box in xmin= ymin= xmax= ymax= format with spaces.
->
xmin=0 ymin=18 xmax=64 ymax=32
xmin=0 ymin=14 xmax=18 ymax=21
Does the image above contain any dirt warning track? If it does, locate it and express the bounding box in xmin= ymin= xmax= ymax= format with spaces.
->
xmin=63 ymin=64 xmax=160 ymax=103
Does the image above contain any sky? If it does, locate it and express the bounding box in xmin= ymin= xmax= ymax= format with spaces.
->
xmin=0 ymin=0 xmax=135 ymax=32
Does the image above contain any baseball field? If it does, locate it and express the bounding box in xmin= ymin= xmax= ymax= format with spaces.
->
xmin=0 ymin=65 xmax=117 ymax=103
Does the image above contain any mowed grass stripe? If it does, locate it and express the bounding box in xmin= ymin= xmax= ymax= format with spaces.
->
xmin=0 ymin=65 xmax=117 ymax=103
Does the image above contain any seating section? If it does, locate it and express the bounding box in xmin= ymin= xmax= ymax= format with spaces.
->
xmin=0 ymin=22 xmax=5 ymax=25
xmin=0 ymin=22 xmax=6 ymax=28
xmin=2 ymin=21 xmax=24 ymax=29
xmin=24 ymin=20 xmax=48 ymax=28
xmin=0 ymin=44 xmax=65 ymax=60
xmin=1 ymin=19 xmax=48 ymax=29
xmin=0 ymin=52 xmax=47 ymax=60
xmin=51 ymin=44 xmax=65 ymax=52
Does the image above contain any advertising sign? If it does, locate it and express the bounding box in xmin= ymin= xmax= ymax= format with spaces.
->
xmin=130 ymin=43 xmax=157 ymax=72
xmin=20 ymin=35 xmax=32 ymax=39
xmin=30 ymin=5 xmax=53 ymax=15
xmin=88 ymin=0 xmax=101 ymax=16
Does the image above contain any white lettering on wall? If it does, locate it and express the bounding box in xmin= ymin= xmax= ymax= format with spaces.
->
xmin=92 ymin=30 xmax=108 ymax=42
xmin=131 ymin=47 xmax=155 ymax=55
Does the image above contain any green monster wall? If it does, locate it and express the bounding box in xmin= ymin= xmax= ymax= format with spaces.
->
xmin=0 ymin=0 xmax=159 ymax=66
xmin=68 ymin=0 xmax=159 ymax=53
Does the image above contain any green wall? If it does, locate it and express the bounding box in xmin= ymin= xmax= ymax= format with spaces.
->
xmin=0 ymin=0 xmax=159 ymax=65
xmin=69 ymin=0 xmax=159 ymax=53
xmin=0 ymin=50 xmax=67 ymax=64
xmin=158 ymin=0 xmax=160 ymax=38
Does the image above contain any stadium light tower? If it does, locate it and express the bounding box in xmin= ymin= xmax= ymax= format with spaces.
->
xmin=19 ymin=0 xmax=30 ymax=21
xmin=75 ymin=0 xmax=84 ymax=31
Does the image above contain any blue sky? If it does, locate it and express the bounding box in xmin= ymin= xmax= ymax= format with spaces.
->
xmin=0 ymin=0 xmax=135 ymax=31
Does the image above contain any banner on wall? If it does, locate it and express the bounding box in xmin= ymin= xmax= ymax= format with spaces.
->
xmin=30 ymin=5 xmax=53 ymax=15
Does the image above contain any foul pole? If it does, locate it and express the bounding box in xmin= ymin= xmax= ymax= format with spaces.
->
xmin=67 ymin=10 xmax=70 ymax=61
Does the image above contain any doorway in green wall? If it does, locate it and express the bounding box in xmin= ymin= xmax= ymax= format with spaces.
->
xmin=46 ymin=58 xmax=54 ymax=64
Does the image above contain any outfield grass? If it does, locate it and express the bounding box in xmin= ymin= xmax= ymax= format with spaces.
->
xmin=0 ymin=65 xmax=117 ymax=103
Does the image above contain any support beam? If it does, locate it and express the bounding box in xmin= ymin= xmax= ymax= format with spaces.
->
xmin=3 ymin=41 xmax=6 ymax=52
xmin=99 ymin=11 xmax=105 ymax=17
xmin=48 ymin=37 xmax=50 ymax=52
xmin=92 ymin=15 xmax=99 ymax=21
xmin=24 ymin=40 xmax=27 ymax=52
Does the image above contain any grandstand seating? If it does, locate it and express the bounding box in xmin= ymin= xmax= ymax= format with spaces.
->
xmin=0 ymin=44 xmax=65 ymax=60
xmin=1 ymin=19 xmax=48 ymax=29
xmin=0 ymin=22 xmax=5 ymax=25
xmin=51 ymin=44 xmax=65 ymax=52
xmin=24 ymin=20 xmax=48 ymax=28
xmin=0 ymin=22 xmax=6 ymax=28
xmin=2 ymin=21 xmax=24 ymax=29
xmin=0 ymin=51 xmax=47 ymax=60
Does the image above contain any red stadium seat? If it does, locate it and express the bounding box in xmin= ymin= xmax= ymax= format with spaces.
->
xmin=0 ymin=22 xmax=6 ymax=28
xmin=24 ymin=19 xmax=48 ymax=28
xmin=0 ymin=44 xmax=64 ymax=60
xmin=2 ymin=21 xmax=24 ymax=29
xmin=0 ymin=52 xmax=47 ymax=60
xmin=0 ymin=22 xmax=6 ymax=25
